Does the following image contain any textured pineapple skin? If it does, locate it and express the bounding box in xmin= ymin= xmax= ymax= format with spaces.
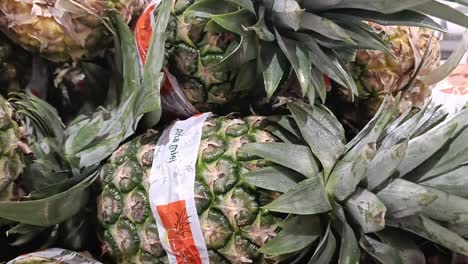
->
xmin=0 ymin=96 xmax=24 ymax=203
xmin=352 ymin=23 xmax=441 ymax=113
xmin=330 ymin=23 xmax=441 ymax=133
xmin=97 ymin=116 xmax=283 ymax=264
xmin=0 ymin=0 xmax=144 ymax=61
xmin=163 ymin=1 xmax=245 ymax=113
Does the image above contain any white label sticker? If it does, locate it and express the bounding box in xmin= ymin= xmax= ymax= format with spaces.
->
xmin=149 ymin=113 xmax=211 ymax=264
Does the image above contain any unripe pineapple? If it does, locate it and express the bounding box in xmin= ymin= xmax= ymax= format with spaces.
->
xmin=161 ymin=4 xmax=243 ymax=112
xmin=98 ymin=100 xmax=468 ymax=263
xmin=137 ymin=0 xmax=464 ymax=117
xmin=97 ymin=116 xmax=283 ymax=263
xmin=0 ymin=0 xmax=147 ymax=61
xmin=0 ymin=96 xmax=28 ymax=203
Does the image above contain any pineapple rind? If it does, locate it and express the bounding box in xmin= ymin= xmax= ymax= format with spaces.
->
xmin=0 ymin=0 xmax=144 ymax=61
xmin=98 ymin=117 xmax=283 ymax=263
xmin=0 ymin=96 xmax=23 ymax=201
xmin=353 ymin=23 xmax=441 ymax=115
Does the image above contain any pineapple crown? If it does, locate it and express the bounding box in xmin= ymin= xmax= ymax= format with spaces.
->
xmin=0 ymin=11 xmax=167 ymax=247
xmin=170 ymin=0 xmax=468 ymax=103
xmin=240 ymin=96 xmax=468 ymax=262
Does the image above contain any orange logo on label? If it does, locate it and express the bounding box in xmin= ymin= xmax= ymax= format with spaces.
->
xmin=135 ymin=3 xmax=158 ymax=64
xmin=157 ymin=200 xmax=202 ymax=264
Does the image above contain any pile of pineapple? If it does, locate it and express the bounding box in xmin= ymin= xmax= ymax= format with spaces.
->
xmin=2 ymin=1 xmax=468 ymax=264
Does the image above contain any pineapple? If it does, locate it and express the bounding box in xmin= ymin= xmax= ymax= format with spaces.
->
xmin=0 ymin=96 xmax=28 ymax=204
xmin=138 ymin=0 xmax=467 ymax=114
xmin=97 ymin=116 xmax=280 ymax=263
xmin=97 ymin=97 xmax=468 ymax=263
xmin=0 ymin=13 xmax=166 ymax=254
xmin=330 ymin=23 xmax=441 ymax=132
xmin=0 ymin=0 xmax=147 ymax=61
xmin=353 ymin=24 xmax=441 ymax=112
xmin=0 ymin=93 xmax=73 ymax=231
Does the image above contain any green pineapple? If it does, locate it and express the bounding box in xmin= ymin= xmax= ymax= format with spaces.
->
xmin=139 ymin=0 xmax=468 ymax=113
xmin=97 ymin=96 xmax=468 ymax=263
xmin=0 ymin=12 xmax=167 ymax=254
xmin=0 ymin=96 xmax=28 ymax=205
xmin=98 ymin=116 xmax=280 ymax=263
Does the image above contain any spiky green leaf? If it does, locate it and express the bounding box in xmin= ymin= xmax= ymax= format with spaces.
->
xmin=139 ymin=0 xmax=171 ymax=126
xmin=274 ymin=29 xmax=311 ymax=96
xmin=300 ymin=12 xmax=354 ymax=44
xmin=211 ymin=9 xmax=255 ymax=35
xmin=289 ymin=102 xmax=345 ymax=177
xmin=64 ymin=115 xmax=103 ymax=156
xmin=296 ymin=34 xmax=358 ymax=95
xmin=241 ymin=142 xmax=319 ymax=178
xmin=347 ymin=95 xmax=398 ymax=154
xmin=272 ymin=0 xmax=304 ymax=31
xmin=409 ymin=127 xmax=468 ymax=182
xmin=308 ymin=223 xmax=336 ymax=264
xmin=387 ymin=215 xmax=468 ymax=256
xmin=366 ymin=140 xmax=408 ymax=190
xmin=268 ymin=115 xmax=303 ymax=140
xmin=245 ymin=6 xmax=275 ymax=41
xmin=311 ymin=67 xmax=327 ymax=103
xmin=111 ymin=14 xmax=141 ymax=102
xmin=323 ymin=10 xmax=444 ymax=31
xmin=376 ymin=230 xmax=426 ymax=264
xmin=397 ymin=108 xmax=468 ymax=176
xmin=0 ymin=174 xmax=96 ymax=226
xmin=345 ymin=188 xmax=386 ymax=233
xmin=242 ymin=166 xmax=304 ymax=193
xmin=234 ymin=59 xmax=257 ymax=92
xmin=225 ymin=0 xmax=255 ymax=13
xmin=331 ymin=0 xmax=431 ymax=13
xmin=419 ymin=187 xmax=468 ymax=225
xmin=183 ymin=0 xmax=237 ymax=18
xmin=260 ymin=43 xmax=287 ymax=98
xmin=359 ymin=235 xmax=405 ymax=264
xmin=377 ymin=179 xmax=437 ymax=218
xmin=420 ymin=166 xmax=468 ymax=197
xmin=260 ymin=215 xmax=321 ymax=255
xmin=414 ymin=2 xmax=468 ymax=28
xmin=327 ymin=143 xmax=376 ymax=201
xmin=263 ymin=177 xmax=331 ymax=214
xmin=331 ymin=203 xmax=360 ymax=264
